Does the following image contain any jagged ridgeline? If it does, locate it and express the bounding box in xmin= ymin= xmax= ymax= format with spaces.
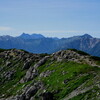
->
xmin=0 ymin=49 xmax=100 ymax=100
xmin=1 ymin=34 xmax=100 ymax=57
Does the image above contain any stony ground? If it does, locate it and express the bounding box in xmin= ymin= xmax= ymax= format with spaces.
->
xmin=0 ymin=49 xmax=100 ymax=100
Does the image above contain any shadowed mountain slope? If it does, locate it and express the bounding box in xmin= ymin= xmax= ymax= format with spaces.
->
xmin=0 ymin=33 xmax=100 ymax=57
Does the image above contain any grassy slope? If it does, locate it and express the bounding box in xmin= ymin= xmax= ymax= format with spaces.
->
xmin=0 ymin=49 xmax=100 ymax=99
xmin=36 ymin=60 xmax=100 ymax=100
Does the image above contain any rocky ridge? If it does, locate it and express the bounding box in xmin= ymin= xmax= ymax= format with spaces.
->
xmin=0 ymin=49 xmax=100 ymax=100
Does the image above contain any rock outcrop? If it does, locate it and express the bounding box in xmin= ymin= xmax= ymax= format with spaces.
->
xmin=0 ymin=49 xmax=100 ymax=100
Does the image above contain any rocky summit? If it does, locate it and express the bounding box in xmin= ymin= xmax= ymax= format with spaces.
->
xmin=0 ymin=49 xmax=100 ymax=100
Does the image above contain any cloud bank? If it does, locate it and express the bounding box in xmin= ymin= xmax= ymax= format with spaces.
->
xmin=0 ymin=26 xmax=13 ymax=31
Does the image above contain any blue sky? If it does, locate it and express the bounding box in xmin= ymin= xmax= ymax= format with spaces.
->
xmin=0 ymin=0 xmax=100 ymax=38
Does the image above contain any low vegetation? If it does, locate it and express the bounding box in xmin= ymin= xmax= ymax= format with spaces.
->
xmin=0 ymin=49 xmax=100 ymax=100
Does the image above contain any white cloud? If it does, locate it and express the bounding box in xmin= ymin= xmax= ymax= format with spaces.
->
xmin=0 ymin=26 xmax=13 ymax=31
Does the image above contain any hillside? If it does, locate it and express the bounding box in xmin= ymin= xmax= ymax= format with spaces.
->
xmin=0 ymin=34 xmax=100 ymax=57
xmin=0 ymin=49 xmax=100 ymax=100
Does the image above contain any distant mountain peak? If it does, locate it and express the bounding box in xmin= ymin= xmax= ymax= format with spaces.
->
xmin=19 ymin=33 xmax=45 ymax=39
xmin=82 ymin=34 xmax=92 ymax=38
xmin=31 ymin=33 xmax=45 ymax=38
xmin=21 ymin=33 xmax=29 ymax=36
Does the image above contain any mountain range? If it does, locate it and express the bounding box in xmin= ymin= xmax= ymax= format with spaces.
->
xmin=0 ymin=33 xmax=100 ymax=57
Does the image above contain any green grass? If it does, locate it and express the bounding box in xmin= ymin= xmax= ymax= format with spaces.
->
xmin=0 ymin=49 xmax=100 ymax=99
xmin=0 ymin=59 xmax=100 ymax=99
xmin=70 ymin=86 xmax=100 ymax=100
xmin=37 ymin=60 xmax=99 ymax=99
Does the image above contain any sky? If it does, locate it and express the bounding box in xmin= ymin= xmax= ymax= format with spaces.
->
xmin=0 ymin=0 xmax=100 ymax=38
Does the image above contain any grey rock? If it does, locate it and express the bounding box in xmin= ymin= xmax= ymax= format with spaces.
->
xmin=34 ymin=56 xmax=49 ymax=68
xmin=40 ymin=70 xmax=55 ymax=77
xmin=41 ymin=92 xmax=54 ymax=100
xmin=25 ymin=86 xmax=38 ymax=99
xmin=19 ymin=81 xmax=43 ymax=100
xmin=57 ymin=57 xmax=63 ymax=62
xmin=3 ymin=70 xmax=15 ymax=80
xmin=20 ymin=67 xmax=38 ymax=83
xmin=30 ymin=96 xmax=35 ymax=100
xmin=22 ymin=61 xmax=30 ymax=70
xmin=6 ymin=61 xmax=11 ymax=66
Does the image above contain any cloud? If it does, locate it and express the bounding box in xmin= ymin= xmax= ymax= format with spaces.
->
xmin=0 ymin=26 xmax=13 ymax=31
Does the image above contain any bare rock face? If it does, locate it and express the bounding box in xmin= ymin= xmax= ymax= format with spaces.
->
xmin=34 ymin=56 xmax=49 ymax=69
xmin=20 ymin=56 xmax=50 ymax=83
xmin=22 ymin=86 xmax=38 ymax=100
xmin=22 ymin=61 xmax=31 ymax=70
xmin=20 ymin=67 xmax=38 ymax=83
xmin=19 ymin=81 xmax=44 ymax=100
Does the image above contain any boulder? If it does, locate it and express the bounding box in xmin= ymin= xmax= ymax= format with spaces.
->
xmin=20 ymin=67 xmax=38 ymax=83
xmin=22 ymin=61 xmax=30 ymax=70
xmin=41 ymin=92 xmax=54 ymax=100
xmin=6 ymin=61 xmax=11 ymax=66
xmin=34 ymin=56 xmax=49 ymax=68
xmin=25 ymin=86 xmax=38 ymax=99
